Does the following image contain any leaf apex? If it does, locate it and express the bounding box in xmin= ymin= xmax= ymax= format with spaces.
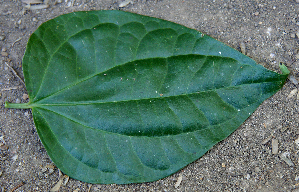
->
xmin=279 ymin=63 xmax=290 ymax=75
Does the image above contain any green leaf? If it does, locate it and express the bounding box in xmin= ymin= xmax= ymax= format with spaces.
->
xmin=279 ymin=63 xmax=290 ymax=75
xmin=5 ymin=10 xmax=289 ymax=184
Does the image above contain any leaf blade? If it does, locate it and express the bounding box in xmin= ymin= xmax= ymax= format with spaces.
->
xmin=10 ymin=10 xmax=290 ymax=184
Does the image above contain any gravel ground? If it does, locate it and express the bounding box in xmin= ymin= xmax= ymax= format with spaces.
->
xmin=0 ymin=0 xmax=299 ymax=191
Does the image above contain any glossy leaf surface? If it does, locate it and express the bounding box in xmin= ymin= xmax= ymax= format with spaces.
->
xmin=5 ymin=10 xmax=289 ymax=184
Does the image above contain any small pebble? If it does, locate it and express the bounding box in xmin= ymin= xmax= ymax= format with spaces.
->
xmin=272 ymin=139 xmax=278 ymax=154
xmin=22 ymin=94 xmax=29 ymax=100
xmin=287 ymin=88 xmax=297 ymax=98
xmin=269 ymin=53 xmax=275 ymax=58
xmin=119 ymin=0 xmax=132 ymax=7
xmin=291 ymin=33 xmax=296 ymax=38
xmin=62 ymin=175 xmax=69 ymax=185
xmin=289 ymin=75 xmax=298 ymax=85
xmin=24 ymin=111 xmax=30 ymax=117
xmin=280 ymin=152 xmax=294 ymax=166
xmin=41 ymin=167 xmax=47 ymax=173
xmin=245 ymin=174 xmax=250 ymax=179
xmin=1 ymin=47 xmax=7 ymax=52
xmin=15 ymin=98 xmax=21 ymax=103
xmin=12 ymin=154 xmax=18 ymax=161
xmin=32 ymin=17 xmax=38 ymax=22
xmin=174 ymin=174 xmax=183 ymax=188
xmin=295 ymin=137 xmax=299 ymax=147
xmin=48 ymin=168 xmax=54 ymax=174
xmin=55 ymin=0 xmax=63 ymax=4
xmin=66 ymin=0 xmax=75 ymax=7
xmin=261 ymin=135 xmax=272 ymax=144
xmin=0 ymin=35 xmax=5 ymax=41
xmin=255 ymin=167 xmax=261 ymax=172
xmin=254 ymin=12 xmax=259 ymax=16
xmin=240 ymin=42 xmax=246 ymax=54
xmin=17 ymin=19 xmax=22 ymax=25
xmin=1 ymin=52 xmax=8 ymax=57
xmin=0 ymin=144 xmax=8 ymax=150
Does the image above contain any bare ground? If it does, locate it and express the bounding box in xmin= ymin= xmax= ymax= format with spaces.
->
xmin=0 ymin=0 xmax=299 ymax=191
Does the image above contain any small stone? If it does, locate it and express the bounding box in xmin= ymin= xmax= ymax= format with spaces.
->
xmin=48 ymin=168 xmax=54 ymax=174
xmin=255 ymin=167 xmax=261 ymax=172
xmin=1 ymin=47 xmax=7 ymax=52
xmin=12 ymin=154 xmax=18 ymax=161
xmin=66 ymin=0 xmax=74 ymax=7
xmin=17 ymin=19 xmax=22 ymax=25
xmin=245 ymin=174 xmax=250 ymax=180
xmin=287 ymin=88 xmax=297 ymax=98
xmin=289 ymin=75 xmax=298 ymax=85
xmin=41 ymin=167 xmax=47 ymax=173
xmin=291 ymin=33 xmax=296 ymax=38
xmin=22 ymin=94 xmax=29 ymax=100
xmin=0 ymin=35 xmax=5 ymax=41
xmin=174 ymin=174 xmax=183 ymax=188
xmin=15 ymin=98 xmax=20 ymax=103
xmin=272 ymin=139 xmax=278 ymax=154
xmin=62 ymin=175 xmax=69 ymax=185
xmin=119 ymin=0 xmax=132 ymax=7
xmin=295 ymin=175 xmax=299 ymax=181
xmin=240 ymin=42 xmax=246 ymax=54
xmin=55 ymin=0 xmax=62 ymax=4
xmin=32 ymin=17 xmax=38 ymax=22
xmin=221 ymin=163 xmax=226 ymax=167
xmin=254 ymin=12 xmax=259 ymax=16
xmin=280 ymin=152 xmax=294 ymax=166
xmin=270 ymin=53 xmax=275 ymax=58
xmin=1 ymin=52 xmax=8 ymax=57
xmin=0 ymin=144 xmax=8 ymax=150
xmin=295 ymin=137 xmax=299 ymax=147
xmin=24 ymin=111 xmax=30 ymax=117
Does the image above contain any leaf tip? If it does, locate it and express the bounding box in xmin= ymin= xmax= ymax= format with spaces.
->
xmin=4 ymin=101 xmax=9 ymax=108
xmin=279 ymin=63 xmax=290 ymax=75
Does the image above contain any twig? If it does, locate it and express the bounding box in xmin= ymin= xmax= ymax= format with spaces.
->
xmin=5 ymin=62 xmax=25 ymax=85
xmin=9 ymin=181 xmax=25 ymax=192
xmin=1 ymin=86 xmax=23 ymax=91
xmin=87 ymin=184 xmax=92 ymax=192
xmin=12 ymin=37 xmax=22 ymax=47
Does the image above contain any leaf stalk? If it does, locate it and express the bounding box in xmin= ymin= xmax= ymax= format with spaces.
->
xmin=5 ymin=101 xmax=32 ymax=109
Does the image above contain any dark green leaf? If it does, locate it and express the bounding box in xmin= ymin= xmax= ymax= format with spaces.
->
xmin=5 ymin=10 xmax=289 ymax=184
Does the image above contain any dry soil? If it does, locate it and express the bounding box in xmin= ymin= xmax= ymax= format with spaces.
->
xmin=0 ymin=0 xmax=299 ymax=191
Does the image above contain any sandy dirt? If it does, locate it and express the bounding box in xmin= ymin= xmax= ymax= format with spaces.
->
xmin=0 ymin=0 xmax=299 ymax=191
